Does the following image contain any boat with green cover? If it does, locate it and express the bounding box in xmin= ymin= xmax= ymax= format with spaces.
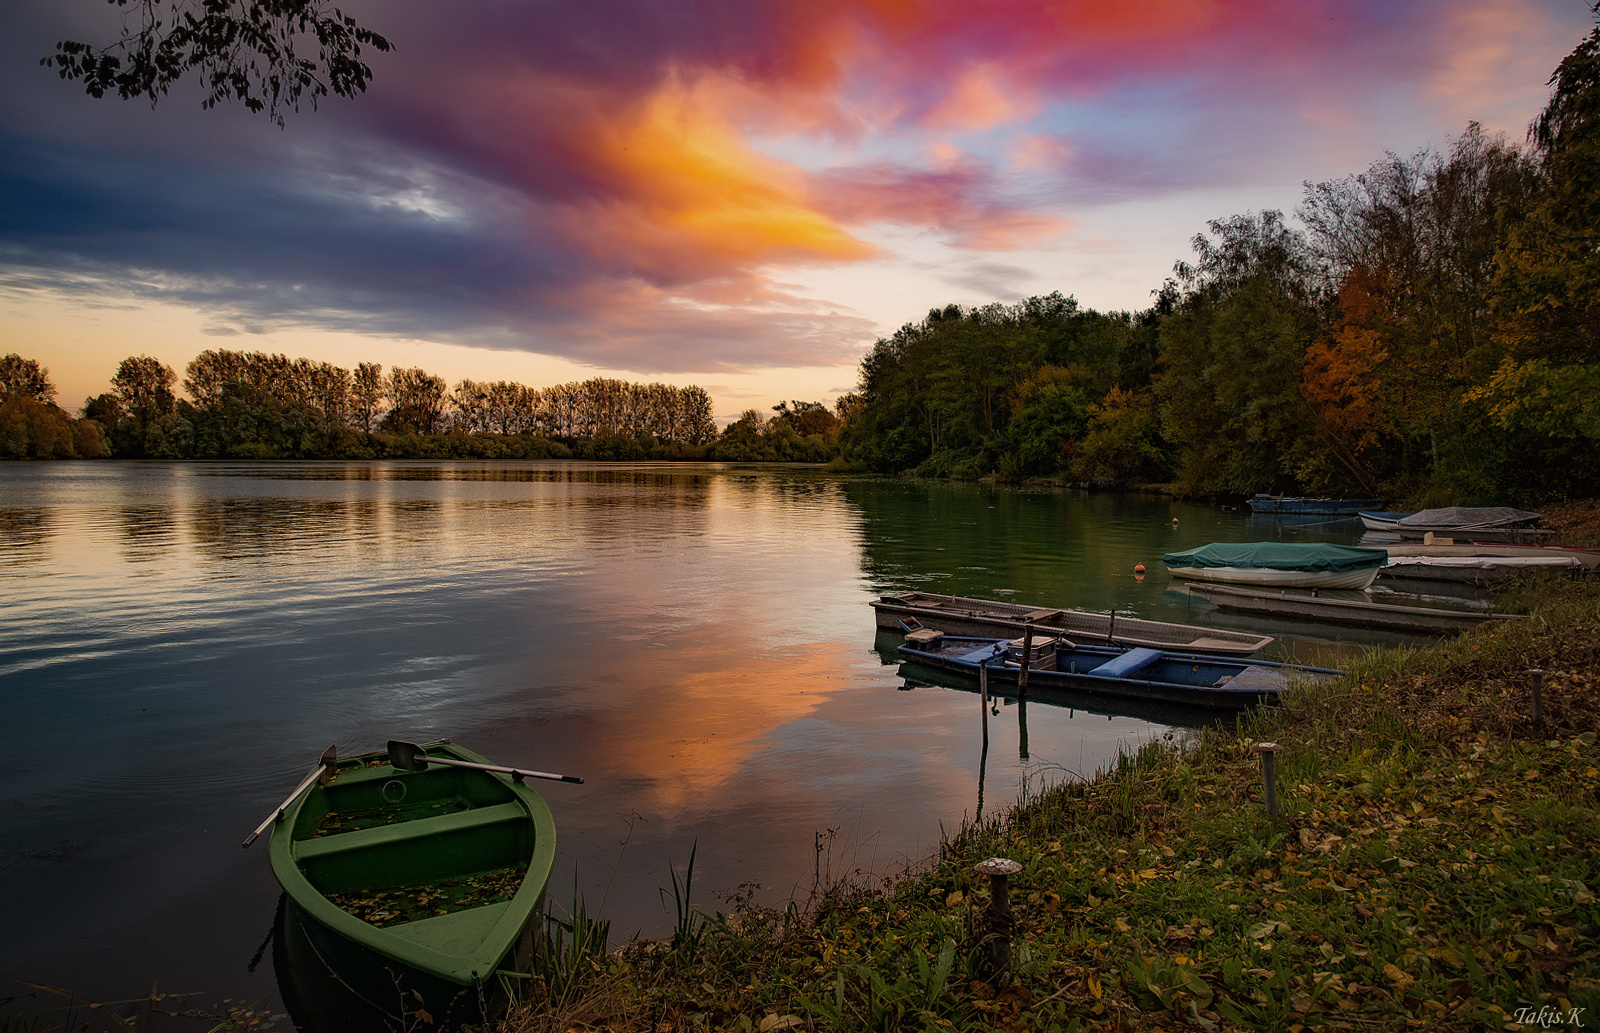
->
xmin=1163 ymin=542 xmax=1388 ymax=590
xmin=266 ymin=740 xmax=559 ymax=1026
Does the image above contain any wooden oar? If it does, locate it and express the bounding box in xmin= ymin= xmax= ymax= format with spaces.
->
xmin=242 ymin=744 xmax=338 ymax=848
xmin=387 ymin=740 xmax=584 ymax=784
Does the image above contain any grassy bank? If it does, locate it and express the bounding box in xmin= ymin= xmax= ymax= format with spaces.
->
xmin=503 ymin=575 xmax=1599 ymax=1033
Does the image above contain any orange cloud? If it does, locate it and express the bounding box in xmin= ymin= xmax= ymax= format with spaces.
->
xmin=923 ymin=63 xmax=1036 ymax=130
xmin=581 ymin=75 xmax=876 ymax=269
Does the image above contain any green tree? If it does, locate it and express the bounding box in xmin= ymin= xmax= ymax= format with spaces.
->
xmin=1157 ymin=212 xmax=1324 ymax=494
xmin=1071 ymin=386 xmax=1170 ymax=487
xmin=105 ymin=355 xmax=188 ymax=456
xmin=1495 ymin=10 xmax=1600 ymax=360
xmin=1004 ymin=365 xmax=1090 ymax=477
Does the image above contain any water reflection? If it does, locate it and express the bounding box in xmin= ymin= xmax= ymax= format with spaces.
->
xmin=0 ymin=507 xmax=52 ymax=567
xmin=272 ymin=897 xmax=393 ymax=1033
xmin=4 ymin=461 xmax=1409 ymax=1028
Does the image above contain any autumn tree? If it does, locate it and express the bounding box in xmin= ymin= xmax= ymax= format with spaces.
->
xmin=1 ymin=355 xmax=56 ymax=403
xmin=352 ymin=362 xmax=384 ymax=432
xmin=384 ymin=367 xmax=447 ymax=434
xmin=1298 ymin=127 xmax=1542 ymax=496
xmin=114 ymin=355 xmax=178 ymax=424
xmin=771 ymin=401 xmax=839 ymax=438
xmin=0 ymin=354 xmax=109 ymax=459
xmin=1071 ymin=385 xmax=1170 ymax=487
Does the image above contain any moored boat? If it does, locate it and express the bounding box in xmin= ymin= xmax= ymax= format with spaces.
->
xmin=1380 ymin=554 xmax=1585 ymax=585
xmin=871 ymin=592 xmax=1273 ymax=656
xmin=1163 ymin=542 xmax=1388 ymax=590
xmin=1358 ymin=511 xmax=1414 ymax=531
xmin=897 ymin=633 xmax=1340 ymax=709
xmin=263 ymin=740 xmax=565 ymax=1026
xmin=1377 ymin=506 xmax=1545 ymax=539
xmin=1184 ymin=582 xmax=1526 ymax=634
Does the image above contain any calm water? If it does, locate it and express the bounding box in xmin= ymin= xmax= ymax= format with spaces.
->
xmin=0 ymin=462 xmax=1402 ymax=1021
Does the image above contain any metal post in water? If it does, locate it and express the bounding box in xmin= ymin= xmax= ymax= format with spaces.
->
xmin=1017 ymin=693 xmax=1029 ymax=762
xmin=1529 ymin=669 xmax=1544 ymax=726
xmin=1256 ymin=742 xmax=1284 ymax=820
xmin=1018 ymin=620 xmax=1033 ymax=696
xmin=1107 ymin=608 xmax=1116 ymax=646
xmin=979 ymin=659 xmax=990 ymax=747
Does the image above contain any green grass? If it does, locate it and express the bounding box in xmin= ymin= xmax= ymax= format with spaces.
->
xmin=501 ymin=578 xmax=1600 ymax=1032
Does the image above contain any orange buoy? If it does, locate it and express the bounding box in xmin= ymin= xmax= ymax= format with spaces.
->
xmin=1134 ymin=562 xmax=1146 ymax=574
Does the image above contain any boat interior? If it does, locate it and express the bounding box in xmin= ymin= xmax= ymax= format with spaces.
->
xmin=290 ymin=758 xmax=535 ymax=930
xmin=913 ymin=633 xmax=1279 ymax=689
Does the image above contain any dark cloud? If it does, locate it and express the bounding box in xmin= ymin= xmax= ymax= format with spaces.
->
xmin=3 ymin=0 xmax=1584 ymax=374
xmin=939 ymin=262 xmax=1036 ymax=300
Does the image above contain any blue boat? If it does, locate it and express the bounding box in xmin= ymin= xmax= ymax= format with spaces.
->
xmin=896 ymin=633 xmax=1342 ymax=710
xmin=1248 ymin=495 xmax=1384 ymax=515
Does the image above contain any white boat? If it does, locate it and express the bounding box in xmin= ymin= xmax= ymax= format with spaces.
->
xmin=1164 ymin=564 xmax=1385 ymax=590
xmin=1358 ymin=511 xmax=1413 ymax=531
xmin=1162 ymin=542 xmax=1388 ymax=590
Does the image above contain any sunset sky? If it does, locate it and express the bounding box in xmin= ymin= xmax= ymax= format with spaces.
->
xmin=1 ymin=0 xmax=1593 ymax=421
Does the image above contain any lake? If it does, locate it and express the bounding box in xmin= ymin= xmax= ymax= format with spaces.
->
xmin=0 ymin=461 xmax=1397 ymax=1024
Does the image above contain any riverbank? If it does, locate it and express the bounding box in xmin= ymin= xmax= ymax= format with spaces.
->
xmin=501 ymin=570 xmax=1599 ymax=1032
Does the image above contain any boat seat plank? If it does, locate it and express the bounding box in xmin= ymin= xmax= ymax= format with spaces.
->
xmin=1090 ymin=647 xmax=1163 ymax=679
xmin=294 ymin=802 xmax=528 ymax=860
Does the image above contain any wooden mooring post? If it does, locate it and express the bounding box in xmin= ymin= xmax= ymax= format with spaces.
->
xmin=1256 ymin=742 xmax=1284 ymax=820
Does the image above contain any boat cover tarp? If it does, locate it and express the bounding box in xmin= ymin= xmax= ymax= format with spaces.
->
xmin=1163 ymin=542 xmax=1388 ymax=572
xmin=1397 ymin=507 xmax=1540 ymax=528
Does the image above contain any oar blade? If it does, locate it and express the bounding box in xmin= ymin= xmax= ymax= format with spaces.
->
xmin=387 ymin=739 xmax=429 ymax=771
xmin=317 ymin=743 xmax=338 ymax=783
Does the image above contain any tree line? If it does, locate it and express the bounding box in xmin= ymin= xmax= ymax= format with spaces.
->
xmin=1 ymin=348 xmax=847 ymax=462
xmin=838 ymin=17 xmax=1600 ymax=505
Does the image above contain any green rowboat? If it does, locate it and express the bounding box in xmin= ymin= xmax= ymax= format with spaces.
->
xmin=266 ymin=740 xmax=559 ymax=1024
